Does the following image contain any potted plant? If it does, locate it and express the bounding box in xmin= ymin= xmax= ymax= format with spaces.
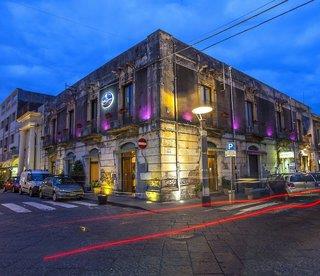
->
xmin=145 ymin=179 xmax=161 ymax=202
xmin=221 ymin=177 xmax=231 ymax=195
xmin=91 ymin=181 xmax=101 ymax=194
xmin=70 ymin=160 xmax=85 ymax=189
xmin=100 ymin=170 xmax=114 ymax=196
xmin=194 ymin=183 xmax=202 ymax=198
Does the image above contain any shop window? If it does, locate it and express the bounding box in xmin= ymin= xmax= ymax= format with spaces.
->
xmin=200 ymin=85 xmax=212 ymax=105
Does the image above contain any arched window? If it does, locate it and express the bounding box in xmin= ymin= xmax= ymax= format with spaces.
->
xmin=248 ymin=145 xmax=259 ymax=152
xmin=120 ymin=142 xmax=136 ymax=151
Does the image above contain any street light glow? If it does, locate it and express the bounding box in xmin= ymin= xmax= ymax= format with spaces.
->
xmin=192 ymin=106 xmax=213 ymax=115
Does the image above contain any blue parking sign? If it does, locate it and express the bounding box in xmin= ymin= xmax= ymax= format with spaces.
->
xmin=226 ymin=142 xmax=236 ymax=151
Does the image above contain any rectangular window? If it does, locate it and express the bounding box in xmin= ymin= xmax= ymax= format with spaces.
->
xmin=91 ymin=99 xmax=98 ymax=121
xmin=51 ymin=119 xmax=56 ymax=141
xmin=10 ymin=134 xmax=14 ymax=144
xmin=200 ymin=85 xmax=212 ymax=105
xmin=276 ymin=111 xmax=282 ymax=133
xmin=68 ymin=110 xmax=74 ymax=138
xmin=123 ymin=83 xmax=133 ymax=123
xmin=245 ymin=101 xmax=254 ymax=129
xmin=296 ymin=119 xmax=302 ymax=141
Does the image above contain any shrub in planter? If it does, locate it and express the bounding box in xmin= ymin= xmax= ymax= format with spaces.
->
xmin=146 ymin=185 xmax=161 ymax=202
xmin=194 ymin=183 xmax=202 ymax=198
xmin=222 ymin=177 xmax=232 ymax=195
xmin=100 ymin=169 xmax=114 ymax=196
xmin=91 ymin=181 xmax=101 ymax=194
xmin=70 ymin=160 xmax=85 ymax=188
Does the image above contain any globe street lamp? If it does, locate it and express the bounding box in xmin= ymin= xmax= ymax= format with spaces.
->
xmin=192 ymin=105 xmax=213 ymax=207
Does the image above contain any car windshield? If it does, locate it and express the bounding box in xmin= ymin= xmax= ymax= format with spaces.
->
xmin=290 ymin=174 xmax=314 ymax=182
xmin=312 ymin=174 xmax=320 ymax=181
xmin=54 ymin=177 xmax=76 ymax=185
xmin=31 ymin=173 xmax=50 ymax=181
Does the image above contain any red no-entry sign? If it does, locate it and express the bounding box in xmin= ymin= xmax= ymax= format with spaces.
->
xmin=138 ymin=138 xmax=147 ymax=149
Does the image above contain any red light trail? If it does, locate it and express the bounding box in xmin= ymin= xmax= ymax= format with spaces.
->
xmin=43 ymin=198 xmax=320 ymax=262
xmin=42 ymin=189 xmax=320 ymax=228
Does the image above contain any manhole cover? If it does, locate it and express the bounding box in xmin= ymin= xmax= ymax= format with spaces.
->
xmin=170 ymin=233 xmax=195 ymax=240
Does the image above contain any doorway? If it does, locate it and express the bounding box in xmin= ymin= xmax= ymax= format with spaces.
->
xmin=121 ymin=151 xmax=136 ymax=193
xmin=249 ymin=154 xmax=259 ymax=178
xmin=89 ymin=149 xmax=99 ymax=183
xmin=208 ymin=152 xmax=218 ymax=192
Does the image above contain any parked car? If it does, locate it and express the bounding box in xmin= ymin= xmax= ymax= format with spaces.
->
xmin=267 ymin=173 xmax=317 ymax=199
xmin=19 ymin=170 xmax=51 ymax=196
xmin=39 ymin=176 xmax=84 ymax=201
xmin=310 ymin=173 xmax=320 ymax=187
xmin=3 ymin=177 xmax=20 ymax=192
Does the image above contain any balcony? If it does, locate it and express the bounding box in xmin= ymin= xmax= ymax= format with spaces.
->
xmin=245 ymin=124 xmax=263 ymax=142
xmin=80 ymin=121 xmax=102 ymax=143
xmin=42 ymin=135 xmax=56 ymax=148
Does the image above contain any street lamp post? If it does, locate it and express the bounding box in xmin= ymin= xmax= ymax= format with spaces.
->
xmin=192 ymin=106 xmax=213 ymax=207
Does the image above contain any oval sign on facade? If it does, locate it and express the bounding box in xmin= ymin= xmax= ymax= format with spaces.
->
xmin=138 ymin=138 xmax=147 ymax=149
xmin=101 ymin=90 xmax=114 ymax=109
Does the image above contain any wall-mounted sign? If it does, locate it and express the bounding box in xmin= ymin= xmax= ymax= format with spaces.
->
xmin=279 ymin=151 xmax=294 ymax=159
xmin=225 ymin=142 xmax=236 ymax=157
xmin=101 ymin=90 xmax=114 ymax=109
xmin=138 ymin=138 xmax=147 ymax=149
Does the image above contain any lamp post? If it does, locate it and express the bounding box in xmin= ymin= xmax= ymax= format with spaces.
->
xmin=192 ymin=106 xmax=213 ymax=207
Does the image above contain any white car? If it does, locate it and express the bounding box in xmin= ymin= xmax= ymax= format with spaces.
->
xmin=19 ymin=170 xmax=51 ymax=197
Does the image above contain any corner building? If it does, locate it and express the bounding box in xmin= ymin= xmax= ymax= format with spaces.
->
xmin=40 ymin=30 xmax=319 ymax=201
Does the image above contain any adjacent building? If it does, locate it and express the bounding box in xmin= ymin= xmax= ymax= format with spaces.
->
xmin=3 ymin=30 xmax=319 ymax=201
xmin=0 ymin=88 xmax=54 ymax=180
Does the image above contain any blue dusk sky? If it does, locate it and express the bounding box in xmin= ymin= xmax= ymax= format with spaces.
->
xmin=0 ymin=0 xmax=319 ymax=112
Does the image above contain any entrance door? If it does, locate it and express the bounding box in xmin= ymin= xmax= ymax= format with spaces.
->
xmin=249 ymin=155 xmax=259 ymax=178
xmin=90 ymin=161 xmax=99 ymax=183
xmin=121 ymin=151 xmax=136 ymax=193
xmin=208 ymin=153 xmax=218 ymax=192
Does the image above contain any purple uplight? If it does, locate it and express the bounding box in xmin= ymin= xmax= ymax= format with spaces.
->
xmin=75 ymin=128 xmax=82 ymax=138
xmin=101 ymin=119 xmax=111 ymax=131
xmin=289 ymin=132 xmax=297 ymax=142
xmin=182 ymin=112 xmax=193 ymax=122
xmin=266 ymin=126 xmax=274 ymax=137
xmin=139 ymin=105 xmax=151 ymax=121
xmin=232 ymin=118 xmax=240 ymax=130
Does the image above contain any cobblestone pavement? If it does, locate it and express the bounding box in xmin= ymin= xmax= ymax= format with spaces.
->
xmin=1 ymin=191 xmax=320 ymax=275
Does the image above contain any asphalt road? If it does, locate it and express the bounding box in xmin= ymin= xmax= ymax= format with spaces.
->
xmin=1 ymin=191 xmax=320 ymax=275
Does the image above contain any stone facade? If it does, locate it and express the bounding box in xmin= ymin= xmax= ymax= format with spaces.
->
xmin=20 ymin=29 xmax=319 ymax=201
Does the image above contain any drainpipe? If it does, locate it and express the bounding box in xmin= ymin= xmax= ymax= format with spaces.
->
xmin=289 ymin=97 xmax=297 ymax=172
xmin=228 ymin=66 xmax=236 ymax=192
xmin=173 ymin=41 xmax=181 ymax=197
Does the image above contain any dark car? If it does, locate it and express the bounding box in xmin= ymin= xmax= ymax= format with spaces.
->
xmin=3 ymin=177 xmax=20 ymax=192
xmin=310 ymin=173 xmax=320 ymax=187
xmin=266 ymin=174 xmax=288 ymax=194
xmin=39 ymin=176 xmax=84 ymax=201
